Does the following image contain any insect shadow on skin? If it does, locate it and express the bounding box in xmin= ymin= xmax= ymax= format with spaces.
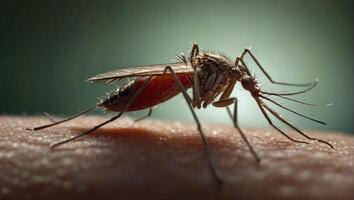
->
xmin=70 ymin=125 xmax=230 ymax=150
xmin=27 ymin=42 xmax=333 ymax=184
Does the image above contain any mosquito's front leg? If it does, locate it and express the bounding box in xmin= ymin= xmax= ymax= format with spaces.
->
xmin=236 ymin=47 xmax=314 ymax=86
xmin=253 ymin=97 xmax=312 ymax=145
xmin=213 ymin=97 xmax=260 ymax=162
xmin=256 ymin=98 xmax=333 ymax=148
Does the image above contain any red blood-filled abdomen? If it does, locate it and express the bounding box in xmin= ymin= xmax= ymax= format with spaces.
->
xmin=102 ymin=74 xmax=192 ymax=112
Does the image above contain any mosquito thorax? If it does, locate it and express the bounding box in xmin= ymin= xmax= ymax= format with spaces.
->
xmin=196 ymin=53 xmax=233 ymax=83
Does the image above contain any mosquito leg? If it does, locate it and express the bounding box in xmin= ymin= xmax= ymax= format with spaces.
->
xmin=163 ymin=66 xmax=222 ymax=185
xmin=192 ymin=68 xmax=201 ymax=108
xmin=176 ymin=54 xmax=188 ymax=65
xmin=218 ymin=98 xmax=261 ymax=162
xmin=213 ymin=83 xmax=261 ymax=161
xmin=50 ymin=76 xmax=154 ymax=148
xmin=27 ymin=104 xmax=99 ymax=131
xmin=189 ymin=42 xmax=199 ymax=63
xmin=50 ymin=113 xmax=121 ymax=148
xmin=43 ymin=112 xmax=56 ymax=123
xmin=253 ymin=98 xmax=310 ymax=144
xmin=238 ymin=57 xmax=318 ymax=95
xmin=194 ymin=43 xmax=200 ymax=56
xmin=256 ymin=98 xmax=333 ymax=148
xmin=219 ymin=80 xmax=237 ymax=100
xmin=189 ymin=42 xmax=201 ymax=108
xmin=134 ymin=108 xmax=153 ymax=122
xmin=256 ymin=99 xmax=334 ymax=149
xmin=235 ymin=56 xmax=250 ymax=75
xmin=238 ymin=48 xmax=314 ymax=86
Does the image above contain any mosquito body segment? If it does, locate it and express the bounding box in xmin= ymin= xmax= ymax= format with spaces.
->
xmin=191 ymin=53 xmax=235 ymax=108
xmin=100 ymin=74 xmax=192 ymax=112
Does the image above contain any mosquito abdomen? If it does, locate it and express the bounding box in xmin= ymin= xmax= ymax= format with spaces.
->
xmin=101 ymin=74 xmax=192 ymax=112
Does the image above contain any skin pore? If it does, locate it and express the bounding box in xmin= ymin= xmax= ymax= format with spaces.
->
xmin=0 ymin=116 xmax=353 ymax=200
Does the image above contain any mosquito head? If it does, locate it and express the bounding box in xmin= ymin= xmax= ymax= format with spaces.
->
xmin=241 ymin=75 xmax=260 ymax=96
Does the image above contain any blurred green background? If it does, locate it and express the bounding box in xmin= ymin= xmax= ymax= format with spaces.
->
xmin=1 ymin=0 xmax=352 ymax=133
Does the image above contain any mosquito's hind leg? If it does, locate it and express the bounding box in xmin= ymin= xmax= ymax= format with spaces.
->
xmin=213 ymin=97 xmax=261 ymax=162
xmin=163 ymin=65 xmax=222 ymax=185
xmin=134 ymin=108 xmax=153 ymax=122
xmin=27 ymin=105 xmax=99 ymax=131
xmin=49 ymin=76 xmax=155 ymax=148
xmin=237 ymin=48 xmax=315 ymax=87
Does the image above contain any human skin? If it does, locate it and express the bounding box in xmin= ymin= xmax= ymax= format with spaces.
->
xmin=0 ymin=116 xmax=353 ymax=200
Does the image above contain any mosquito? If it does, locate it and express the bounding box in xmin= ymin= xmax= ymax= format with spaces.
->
xmin=28 ymin=42 xmax=333 ymax=184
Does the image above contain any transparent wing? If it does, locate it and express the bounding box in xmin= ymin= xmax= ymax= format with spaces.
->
xmin=87 ymin=62 xmax=193 ymax=83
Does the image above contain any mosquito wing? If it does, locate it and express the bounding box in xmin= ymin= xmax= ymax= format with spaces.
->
xmin=87 ymin=62 xmax=193 ymax=83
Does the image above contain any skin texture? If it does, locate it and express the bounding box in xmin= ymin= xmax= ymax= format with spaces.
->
xmin=0 ymin=116 xmax=353 ymax=200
